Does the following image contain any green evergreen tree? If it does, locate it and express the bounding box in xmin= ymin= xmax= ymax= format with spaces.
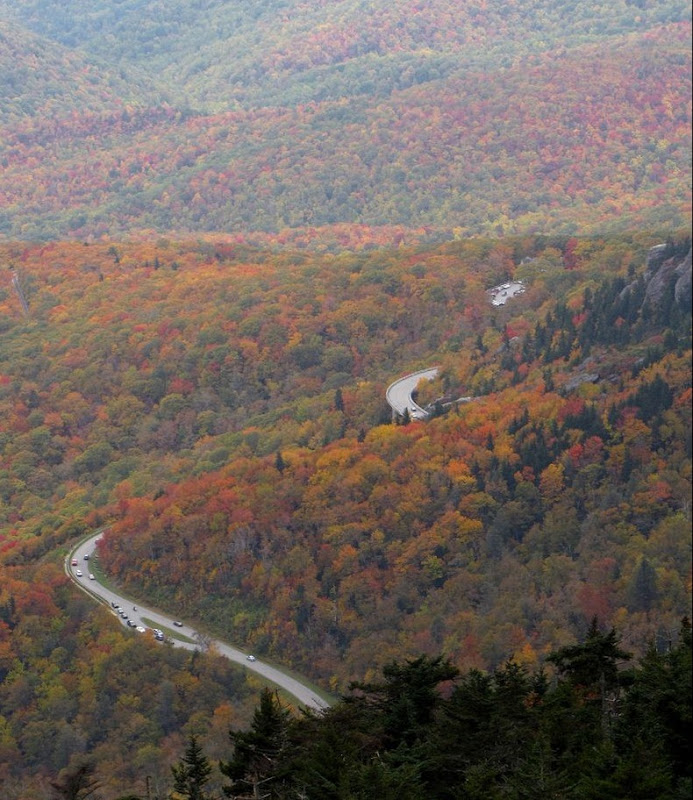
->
xmin=220 ymin=688 xmax=290 ymax=799
xmin=285 ymin=700 xmax=378 ymax=800
xmin=612 ymin=619 xmax=692 ymax=797
xmin=351 ymin=655 xmax=459 ymax=749
xmin=171 ymin=735 xmax=213 ymax=800
xmin=540 ymin=619 xmax=634 ymax=791
xmin=219 ymin=637 xmax=691 ymax=800
xmin=546 ymin=617 xmax=632 ymax=693
xmin=628 ymin=558 xmax=659 ymax=612
xmin=429 ymin=662 xmax=553 ymax=798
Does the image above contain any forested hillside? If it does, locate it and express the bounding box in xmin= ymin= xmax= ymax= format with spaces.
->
xmin=1 ymin=232 xmax=690 ymax=671
xmin=177 ymin=632 xmax=692 ymax=800
xmin=0 ymin=1 xmax=690 ymax=240
xmin=0 ymin=231 xmax=690 ymax=797
xmin=0 ymin=0 xmax=691 ymax=796
xmin=0 ymin=236 xmax=689 ymax=800
xmin=2 ymin=0 xmax=689 ymax=110
xmin=0 ymin=561 xmax=260 ymax=798
xmin=0 ymin=20 xmax=163 ymax=125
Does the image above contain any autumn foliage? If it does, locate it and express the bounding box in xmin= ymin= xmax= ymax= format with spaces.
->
xmin=0 ymin=8 xmax=690 ymax=241
xmin=1 ymin=234 xmax=689 ymax=696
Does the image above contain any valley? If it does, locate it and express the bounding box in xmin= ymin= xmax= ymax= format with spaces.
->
xmin=0 ymin=1 xmax=690 ymax=797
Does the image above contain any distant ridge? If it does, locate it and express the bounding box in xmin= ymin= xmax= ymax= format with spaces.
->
xmin=0 ymin=2 xmax=690 ymax=240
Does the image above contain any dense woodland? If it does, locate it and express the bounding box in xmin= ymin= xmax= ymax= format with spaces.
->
xmin=0 ymin=0 xmax=691 ymax=797
xmin=43 ymin=620 xmax=692 ymax=800
xmin=0 ymin=2 xmax=690 ymax=240
xmin=165 ymin=621 xmax=693 ymax=800
xmin=0 ymin=230 xmax=690 ymax=796
xmin=45 ymin=623 xmax=693 ymax=799
xmin=2 ymin=0 xmax=690 ymax=111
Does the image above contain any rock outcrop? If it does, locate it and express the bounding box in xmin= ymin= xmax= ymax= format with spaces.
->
xmin=641 ymin=241 xmax=692 ymax=311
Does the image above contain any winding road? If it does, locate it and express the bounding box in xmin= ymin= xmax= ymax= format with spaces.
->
xmin=67 ymin=531 xmax=330 ymax=711
xmin=385 ymin=367 xmax=439 ymax=419
xmin=67 ymin=367 xmax=441 ymax=711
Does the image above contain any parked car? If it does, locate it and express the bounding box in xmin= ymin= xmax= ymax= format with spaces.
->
xmin=71 ymin=559 xmax=78 ymax=566
xmin=247 ymin=655 xmax=256 ymax=662
xmin=173 ymin=621 xmax=183 ymax=627
xmin=88 ymin=574 xmax=95 ymax=580
xmin=136 ymin=626 xmax=146 ymax=633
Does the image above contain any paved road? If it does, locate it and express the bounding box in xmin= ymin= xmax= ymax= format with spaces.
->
xmin=67 ymin=532 xmax=330 ymax=711
xmin=385 ymin=367 xmax=439 ymax=419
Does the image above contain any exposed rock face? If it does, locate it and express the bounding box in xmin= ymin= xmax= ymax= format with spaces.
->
xmin=673 ymin=248 xmax=692 ymax=308
xmin=642 ymin=242 xmax=692 ymax=310
xmin=563 ymin=372 xmax=600 ymax=392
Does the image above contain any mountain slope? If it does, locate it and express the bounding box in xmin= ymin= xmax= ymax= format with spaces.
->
xmin=1 ymin=0 xmax=690 ymax=110
xmin=0 ymin=22 xmax=690 ymax=241
xmin=0 ymin=19 xmax=166 ymax=125
xmin=0 ymin=232 xmax=690 ymax=690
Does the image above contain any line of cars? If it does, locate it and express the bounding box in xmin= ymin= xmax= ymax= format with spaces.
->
xmin=110 ymin=601 xmax=142 ymax=631
xmin=110 ymin=602 xmax=164 ymax=638
xmin=71 ymin=552 xmax=171 ymax=642
xmin=71 ymin=554 xmax=95 ymax=580
xmin=71 ymin=550 xmax=256 ymax=660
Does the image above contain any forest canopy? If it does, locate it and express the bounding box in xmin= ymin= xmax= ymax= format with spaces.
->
xmin=0 ymin=2 xmax=690 ymax=796
xmin=0 ymin=2 xmax=690 ymax=240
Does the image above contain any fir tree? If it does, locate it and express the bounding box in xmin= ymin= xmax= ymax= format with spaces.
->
xmin=171 ymin=735 xmax=213 ymax=800
xmin=220 ymin=689 xmax=290 ymax=799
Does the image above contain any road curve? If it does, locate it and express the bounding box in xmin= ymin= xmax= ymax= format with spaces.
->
xmin=67 ymin=532 xmax=330 ymax=712
xmin=386 ymin=367 xmax=439 ymax=419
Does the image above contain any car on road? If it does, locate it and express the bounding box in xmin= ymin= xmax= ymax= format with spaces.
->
xmin=136 ymin=626 xmax=146 ymax=633
xmin=75 ymin=569 xmax=83 ymax=577
xmin=247 ymin=655 xmax=256 ymax=662
xmin=83 ymin=554 xmax=89 ymax=560
xmin=88 ymin=574 xmax=95 ymax=580
xmin=71 ymin=558 xmax=78 ymax=566
xmin=173 ymin=621 xmax=183 ymax=627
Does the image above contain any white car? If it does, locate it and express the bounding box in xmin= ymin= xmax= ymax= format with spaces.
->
xmin=88 ymin=574 xmax=95 ymax=580
xmin=136 ymin=626 xmax=146 ymax=633
xmin=75 ymin=569 xmax=83 ymax=577
xmin=247 ymin=655 xmax=256 ymax=662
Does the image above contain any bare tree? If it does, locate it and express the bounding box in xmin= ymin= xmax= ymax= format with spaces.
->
xmin=50 ymin=758 xmax=102 ymax=800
